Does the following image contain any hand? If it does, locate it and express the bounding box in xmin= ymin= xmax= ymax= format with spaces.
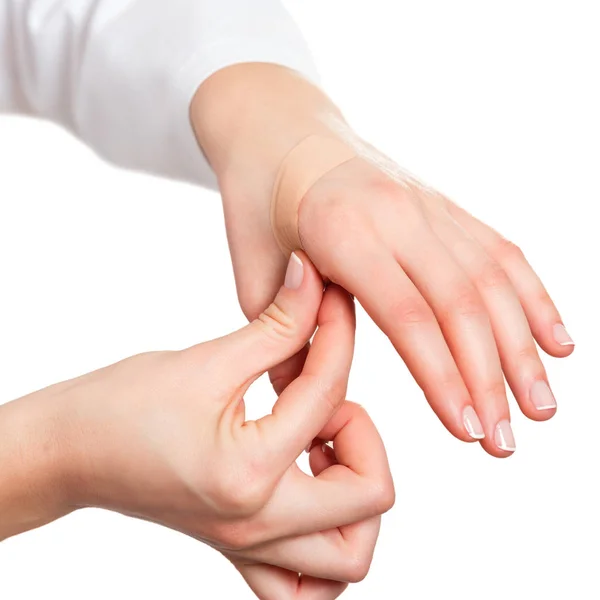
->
xmin=0 ymin=253 xmax=394 ymax=599
xmin=191 ymin=63 xmax=574 ymax=458
xmin=295 ymin=145 xmax=574 ymax=457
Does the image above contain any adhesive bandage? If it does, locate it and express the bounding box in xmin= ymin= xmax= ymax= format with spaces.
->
xmin=270 ymin=135 xmax=356 ymax=256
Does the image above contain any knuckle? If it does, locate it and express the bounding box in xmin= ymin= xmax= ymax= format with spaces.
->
xmin=299 ymin=373 xmax=347 ymax=413
xmin=320 ymin=375 xmax=348 ymax=412
xmin=480 ymin=379 xmax=508 ymax=400
xmin=494 ymin=237 xmax=525 ymax=262
xmin=257 ymin=301 xmax=297 ymax=342
xmin=389 ymin=296 xmax=435 ymax=326
xmin=344 ymin=400 xmax=366 ymax=413
xmin=366 ymin=478 xmax=396 ymax=515
xmin=238 ymin=284 xmax=268 ymax=321
xmin=369 ymin=176 xmax=402 ymax=202
xmin=422 ymin=371 xmax=465 ymax=399
xmin=376 ymin=481 xmax=397 ymax=514
xmin=304 ymin=192 xmax=361 ymax=242
xmin=373 ymin=178 xmax=425 ymax=229
xmin=476 ymin=259 xmax=510 ymax=290
xmin=342 ymin=551 xmax=374 ymax=583
xmin=444 ymin=285 xmax=485 ymax=319
xmin=515 ymin=346 xmax=546 ymax=379
xmin=212 ymin=522 xmax=253 ymax=552
xmin=516 ymin=344 xmax=541 ymax=363
xmin=208 ymin=460 xmax=270 ymax=518
xmin=535 ymin=289 xmax=555 ymax=310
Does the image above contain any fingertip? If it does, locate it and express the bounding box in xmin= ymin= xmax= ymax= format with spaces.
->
xmin=461 ymin=405 xmax=486 ymax=443
xmin=479 ymin=419 xmax=516 ymax=458
xmin=318 ymin=284 xmax=356 ymax=326
xmin=518 ymin=379 xmax=558 ymax=421
xmin=259 ymin=250 xmax=324 ymax=342
xmin=527 ymin=407 xmax=557 ymax=422
xmin=222 ymin=252 xmax=323 ymax=384
xmin=522 ymin=403 xmax=557 ymax=422
xmin=281 ymin=250 xmax=323 ymax=298
xmin=429 ymin=399 xmax=485 ymax=445
xmin=533 ymin=322 xmax=575 ymax=358
xmin=480 ymin=442 xmax=516 ymax=459
xmin=552 ymin=323 xmax=575 ymax=347
xmin=309 ymin=440 xmax=337 ymax=477
xmin=447 ymin=423 xmax=480 ymax=444
xmin=542 ymin=342 xmax=575 ymax=359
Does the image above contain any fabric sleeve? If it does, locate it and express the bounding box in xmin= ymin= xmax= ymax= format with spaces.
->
xmin=0 ymin=0 xmax=319 ymax=188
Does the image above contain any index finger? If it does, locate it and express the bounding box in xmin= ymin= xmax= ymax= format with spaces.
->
xmin=330 ymin=236 xmax=479 ymax=443
xmin=240 ymin=401 xmax=393 ymax=545
xmin=248 ymin=284 xmax=356 ymax=476
xmin=235 ymin=563 xmax=347 ymax=600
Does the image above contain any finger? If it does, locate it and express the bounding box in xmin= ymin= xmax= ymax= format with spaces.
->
xmin=308 ymin=440 xmax=337 ymax=477
xmin=244 ymin=402 xmax=394 ymax=542
xmin=432 ymin=214 xmax=557 ymax=422
xmin=238 ymin=516 xmax=381 ymax=584
xmin=268 ymin=343 xmax=310 ymax=396
xmin=329 ymin=236 xmax=480 ymax=443
xmin=249 ymin=285 xmax=356 ymax=475
xmin=215 ymin=251 xmax=324 ymax=386
xmin=392 ymin=224 xmax=513 ymax=457
xmin=221 ymin=175 xmax=289 ymax=325
xmin=446 ymin=201 xmax=575 ymax=357
xmin=235 ymin=562 xmax=347 ymax=600
xmin=220 ymin=218 xmax=307 ymax=399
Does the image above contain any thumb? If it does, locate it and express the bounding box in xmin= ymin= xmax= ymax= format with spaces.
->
xmin=218 ymin=251 xmax=324 ymax=385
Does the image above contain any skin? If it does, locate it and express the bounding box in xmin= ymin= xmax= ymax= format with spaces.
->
xmin=191 ymin=62 xmax=575 ymax=458
xmin=0 ymin=253 xmax=394 ymax=600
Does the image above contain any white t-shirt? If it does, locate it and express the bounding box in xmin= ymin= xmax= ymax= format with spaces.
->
xmin=0 ymin=0 xmax=318 ymax=188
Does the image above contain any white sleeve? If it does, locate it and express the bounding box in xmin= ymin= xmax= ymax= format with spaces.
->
xmin=0 ymin=0 xmax=319 ymax=188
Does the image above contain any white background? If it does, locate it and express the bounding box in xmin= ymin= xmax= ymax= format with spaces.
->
xmin=1 ymin=1 xmax=598 ymax=598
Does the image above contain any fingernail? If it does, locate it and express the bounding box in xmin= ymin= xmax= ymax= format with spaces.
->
xmin=494 ymin=420 xmax=516 ymax=452
xmin=530 ymin=380 xmax=557 ymax=411
xmin=463 ymin=406 xmax=485 ymax=439
xmin=553 ymin=324 xmax=574 ymax=346
xmin=284 ymin=252 xmax=304 ymax=290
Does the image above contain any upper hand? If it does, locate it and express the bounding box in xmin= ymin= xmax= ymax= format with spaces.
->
xmin=32 ymin=253 xmax=393 ymax=599
xmin=296 ymin=144 xmax=574 ymax=457
xmin=191 ymin=63 xmax=573 ymax=458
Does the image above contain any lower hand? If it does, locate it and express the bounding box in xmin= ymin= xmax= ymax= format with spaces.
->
xmin=0 ymin=253 xmax=394 ymax=599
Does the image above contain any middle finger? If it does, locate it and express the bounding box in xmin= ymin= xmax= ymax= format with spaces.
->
xmin=393 ymin=221 xmax=514 ymax=456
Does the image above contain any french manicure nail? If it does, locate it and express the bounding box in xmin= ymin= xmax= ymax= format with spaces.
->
xmin=284 ymin=252 xmax=304 ymax=290
xmin=494 ymin=420 xmax=516 ymax=452
xmin=530 ymin=380 xmax=557 ymax=411
xmin=553 ymin=324 xmax=574 ymax=346
xmin=463 ymin=406 xmax=485 ymax=439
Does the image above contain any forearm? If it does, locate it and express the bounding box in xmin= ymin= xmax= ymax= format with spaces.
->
xmin=0 ymin=389 xmax=74 ymax=541
xmin=191 ymin=63 xmax=349 ymax=202
xmin=1 ymin=0 xmax=318 ymax=187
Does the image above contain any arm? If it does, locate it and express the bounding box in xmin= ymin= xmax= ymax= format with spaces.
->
xmin=0 ymin=0 xmax=317 ymax=186
xmin=0 ymin=253 xmax=394 ymax=598
xmin=190 ymin=62 xmax=574 ymax=458
xmin=0 ymin=391 xmax=75 ymax=540
xmin=2 ymin=1 xmax=573 ymax=457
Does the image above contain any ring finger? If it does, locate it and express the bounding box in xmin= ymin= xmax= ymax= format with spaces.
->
xmin=431 ymin=212 xmax=556 ymax=423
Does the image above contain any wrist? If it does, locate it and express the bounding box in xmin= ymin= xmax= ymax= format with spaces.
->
xmin=0 ymin=386 xmax=79 ymax=540
xmin=190 ymin=63 xmax=348 ymax=204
